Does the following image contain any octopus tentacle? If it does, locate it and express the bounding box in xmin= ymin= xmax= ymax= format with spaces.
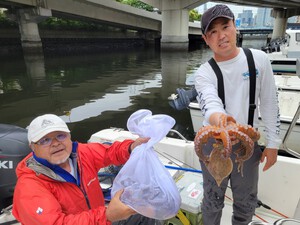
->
xmin=236 ymin=124 xmax=260 ymax=142
xmin=218 ymin=114 xmax=235 ymax=127
xmin=212 ymin=129 xmax=232 ymax=158
xmin=194 ymin=126 xmax=218 ymax=163
xmin=230 ymin=130 xmax=254 ymax=175
xmin=210 ymin=114 xmax=235 ymax=158
xmin=234 ymin=146 xmax=246 ymax=175
xmin=229 ymin=130 xmax=255 ymax=160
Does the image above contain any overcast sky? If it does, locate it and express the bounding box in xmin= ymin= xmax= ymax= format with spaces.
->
xmin=196 ymin=2 xmax=260 ymax=17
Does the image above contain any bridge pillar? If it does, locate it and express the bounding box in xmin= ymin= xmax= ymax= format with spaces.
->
xmin=271 ymin=8 xmax=288 ymax=40
xmin=17 ymin=7 xmax=51 ymax=54
xmin=160 ymin=0 xmax=189 ymax=51
xmin=271 ymin=8 xmax=300 ymax=40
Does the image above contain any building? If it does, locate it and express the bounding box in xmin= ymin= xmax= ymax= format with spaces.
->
xmin=255 ymin=8 xmax=274 ymax=28
xmin=237 ymin=10 xmax=254 ymax=27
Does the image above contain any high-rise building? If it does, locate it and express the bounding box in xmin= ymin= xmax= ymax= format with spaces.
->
xmin=237 ymin=10 xmax=254 ymax=27
xmin=256 ymin=8 xmax=274 ymax=28
xmin=288 ymin=16 xmax=298 ymax=23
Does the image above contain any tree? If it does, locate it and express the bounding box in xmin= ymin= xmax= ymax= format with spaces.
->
xmin=189 ymin=9 xmax=201 ymax=22
xmin=116 ymin=1 xmax=201 ymax=22
xmin=116 ymin=0 xmax=154 ymax=11
xmin=0 ymin=10 xmax=17 ymax=28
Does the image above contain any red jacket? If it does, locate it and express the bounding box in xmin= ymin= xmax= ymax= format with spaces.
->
xmin=12 ymin=140 xmax=133 ymax=225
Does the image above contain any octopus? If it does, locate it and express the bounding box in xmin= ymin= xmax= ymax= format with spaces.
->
xmin=194 ymin=114 xmax=260 ymax=186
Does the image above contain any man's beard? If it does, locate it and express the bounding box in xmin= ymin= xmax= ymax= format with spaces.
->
xmin=52 ymin=155 xmax=70 ymax=165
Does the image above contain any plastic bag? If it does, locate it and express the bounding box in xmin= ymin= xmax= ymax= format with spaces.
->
xmin=111 ymin=109 xmax=181 ymax=220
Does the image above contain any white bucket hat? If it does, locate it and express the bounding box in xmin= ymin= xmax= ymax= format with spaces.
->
xmin=27 ymin=114 xmax=70 ymax=143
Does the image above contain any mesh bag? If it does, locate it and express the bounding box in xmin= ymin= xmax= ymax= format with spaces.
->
xmin=111 ymin=109 xmax=181 ymax=220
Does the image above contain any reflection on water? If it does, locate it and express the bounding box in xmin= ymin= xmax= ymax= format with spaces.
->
xmin=0 ymin=39 xmax=267 ymax=142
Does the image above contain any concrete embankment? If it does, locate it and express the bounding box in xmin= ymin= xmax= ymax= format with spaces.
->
xmin=0 ymin=28 xmax=160 ymax=56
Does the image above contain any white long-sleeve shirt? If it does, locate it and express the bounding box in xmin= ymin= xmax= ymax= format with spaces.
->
xmin=194 ymin=48 xmax=281 ymax=149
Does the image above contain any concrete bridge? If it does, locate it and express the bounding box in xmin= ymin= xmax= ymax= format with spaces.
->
xmin=1 ymin=0 xmax=300 ymax=52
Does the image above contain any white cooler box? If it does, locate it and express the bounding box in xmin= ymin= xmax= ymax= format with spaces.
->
xmin=165 ymin=172 xmax=204 ymax=225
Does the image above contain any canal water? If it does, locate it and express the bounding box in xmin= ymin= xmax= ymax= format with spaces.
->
xmin=0 ymin=39 xmax=267 ymax=142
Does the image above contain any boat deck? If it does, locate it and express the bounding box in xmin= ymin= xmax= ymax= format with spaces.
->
xmin=275 ymin=75 xmax=300 ymax=91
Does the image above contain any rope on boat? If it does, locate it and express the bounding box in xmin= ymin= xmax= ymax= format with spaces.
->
xmin=225 ymin=196 xmax=268 ymax=223
xmin=164 ymin=165 xmax=202 ymax=173
xmin=227 ymin=186 xmax=289 ymax=221
xmin=257 ymin=200 xmax=289 ymax=219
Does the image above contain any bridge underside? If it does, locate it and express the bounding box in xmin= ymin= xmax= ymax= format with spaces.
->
xmin=215 ymin=0 xmax=300 ymax=9
xmin=1 ymin=0 xmax=300 ymax=51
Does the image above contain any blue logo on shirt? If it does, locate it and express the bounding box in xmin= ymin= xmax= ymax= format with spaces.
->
xmin=242 ymin=69 xmax=258 ymax=80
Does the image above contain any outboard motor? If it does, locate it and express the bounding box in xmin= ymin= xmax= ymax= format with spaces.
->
xmin=0 ymin=124 xmax=31 ymax=210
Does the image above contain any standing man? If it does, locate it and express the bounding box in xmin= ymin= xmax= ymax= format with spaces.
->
xmin=194 ymin=4 xmax=281 ymax=225
xmin=12 ymin=114 xmax=149 ymax=225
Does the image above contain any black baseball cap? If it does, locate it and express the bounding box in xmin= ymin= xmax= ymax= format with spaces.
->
xmin=201 ymin=4 xmax=235 ymax=35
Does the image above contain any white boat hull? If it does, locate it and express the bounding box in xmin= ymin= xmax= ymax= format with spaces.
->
xmin=267 ymin=30 xmax=300 ymax=74
xmin=275 ymin=74 xmax=300 ymax=91
xmin=270 ymin=58 xmax=297 ymax=74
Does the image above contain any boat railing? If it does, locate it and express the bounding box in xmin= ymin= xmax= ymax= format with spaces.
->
xmin=248 ymin=218 xmax=300 ymax=224
xmin=0 ymin=204 xmax=12 ymax=215
xmin=273 ymin=218 xmax=300 ymax=224
xmin=169 ymin=129 xmax=191 ymax=143
xmin=281 ymin=102 xmax=300 ymax=159
xmin=248 ymin=222 xmax=268 ymax=225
